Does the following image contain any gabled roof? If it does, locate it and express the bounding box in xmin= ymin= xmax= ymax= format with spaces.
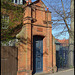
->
xmin=56 ymin=39 xmax=69 ymax=44
xmin=55 ymin=39 xmax=69 ymax=47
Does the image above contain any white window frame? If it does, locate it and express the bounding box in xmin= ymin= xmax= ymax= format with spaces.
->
xmin=12 ymin=0 xmax=23 ymax=4
xmin=1 ymin=15 xmax=9 ymax=29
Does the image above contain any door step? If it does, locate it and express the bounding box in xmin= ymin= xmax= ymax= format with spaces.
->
xmin=33 ymin=72 xmax=48 ymax=75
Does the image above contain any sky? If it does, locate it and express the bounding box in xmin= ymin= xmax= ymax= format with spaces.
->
xmin=32 ymin=0 xmax=71 ymax=40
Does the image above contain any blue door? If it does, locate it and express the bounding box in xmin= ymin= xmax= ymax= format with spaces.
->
xmin=33 ymin=36 xmax=43 ymax=74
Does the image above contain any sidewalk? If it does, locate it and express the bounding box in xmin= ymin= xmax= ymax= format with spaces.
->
xmin=34 ymin=68 xmax=74 ymax=75
xmin=57 ymin=67 xmax=73 ymax=72
xmin=47 ymin=68 xmax=74 ymax=75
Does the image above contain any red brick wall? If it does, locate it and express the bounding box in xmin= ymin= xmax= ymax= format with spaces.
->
xmin=17 ymin=1 xmax=57 ymax=75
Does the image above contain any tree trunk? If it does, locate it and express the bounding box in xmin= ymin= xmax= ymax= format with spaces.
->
xmin=67 ymin=0 xmax=74 ymax=68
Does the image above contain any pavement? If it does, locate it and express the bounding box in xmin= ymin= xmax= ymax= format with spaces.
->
xmin=33 ymin=68 xmax=74 ymax=75
xmin=47 ymin=68 xmax=74 ymax=75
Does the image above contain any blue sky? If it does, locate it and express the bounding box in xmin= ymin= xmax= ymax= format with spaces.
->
xmin=32 ymin=0 xmax=71 ymax=40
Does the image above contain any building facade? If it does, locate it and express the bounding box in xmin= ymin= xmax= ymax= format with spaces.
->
xmin=1 ymin=0 xmax=57 ymax=75
xmin=55 ymin=39 xmax=69 ymax=69
xmin=16 ymin=0 xmax=57 ymax=75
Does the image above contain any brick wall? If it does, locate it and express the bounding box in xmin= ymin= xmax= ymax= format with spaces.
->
xmin=17 ymin=1 xmax=57 ymax=75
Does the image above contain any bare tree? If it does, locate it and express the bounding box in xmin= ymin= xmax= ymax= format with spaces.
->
xmin=42 ymin=0 xmax=74 ymax=67
xmin=68 ymin=0 xmax=74 ymax=68
xmin=43 ymin=0 xmax=71 ymax=39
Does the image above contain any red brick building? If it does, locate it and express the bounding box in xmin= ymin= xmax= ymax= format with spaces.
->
xmin=16 ymin=0 xmax=57 ymax=75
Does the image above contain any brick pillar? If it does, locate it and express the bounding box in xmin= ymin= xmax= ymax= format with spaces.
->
xmin=17 ymin=6 xmax=32 ymax=75
xmin=45 ymin=10 xmax=53 ymax=73
xmin=48 ymin=12 xmax=53 ymax=73
xmin=49 ymin=26 xmax=53 ymax=73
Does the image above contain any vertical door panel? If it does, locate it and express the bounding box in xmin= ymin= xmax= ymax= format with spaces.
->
xmin=33 ymin=36 xmax=43 ymax=73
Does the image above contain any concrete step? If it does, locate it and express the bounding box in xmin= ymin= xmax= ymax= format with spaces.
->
xmin=33 ymin=72 xmax=49 ymax=75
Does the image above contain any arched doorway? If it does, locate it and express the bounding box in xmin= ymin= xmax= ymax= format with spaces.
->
xmin=33 ymin=35 xmax=43 ymax=74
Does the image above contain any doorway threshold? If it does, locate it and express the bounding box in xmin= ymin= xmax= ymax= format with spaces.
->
xmin=33 ymin=72 xmax=47 ymax=75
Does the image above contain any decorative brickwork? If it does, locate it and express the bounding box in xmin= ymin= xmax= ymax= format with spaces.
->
xmin=16 ymin=0 xmax=57 ymax=75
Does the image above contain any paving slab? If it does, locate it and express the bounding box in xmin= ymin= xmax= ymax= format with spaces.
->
xmin=46 ymin=68 xmax=74 ymax=75
xmin=33 ymin=68 xmax=74 ymax=75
